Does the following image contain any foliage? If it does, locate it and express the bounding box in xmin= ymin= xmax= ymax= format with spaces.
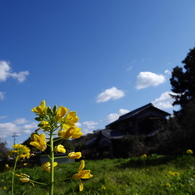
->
xmin=1 ymin=153 xmax=195 ymax=194
xmin=112 ymin=136 xmax=150 ymax=158
xmin=170 ymin=47 xmax=195 ymax=117
xmin=166 ymin=47 xmax=195 ymax=155
xmin=0 ymin=139 xmax=8 ymax=159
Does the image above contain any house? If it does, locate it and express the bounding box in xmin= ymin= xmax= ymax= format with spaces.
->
xmin=106 ymin=103 xmax=170 ymax=136
xmin=85 ymin=103 xmax=170 ymax=158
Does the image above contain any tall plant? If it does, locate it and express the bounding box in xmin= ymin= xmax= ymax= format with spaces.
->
xmin=8 ymin=100 xmax=93 ymax=195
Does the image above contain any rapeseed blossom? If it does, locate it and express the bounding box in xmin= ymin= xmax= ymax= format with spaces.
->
xmin=68 ymin=152 xmax=82 ymax=159
xmin=56 ymin=106 xmax=69 ymax=122
xmin=73 ymin=160 xmax=93 ymax=191
xmin=32 ymin=100 xmax=47 ymax=117
xmin=30 ymin=133 xmax=47 ymax=151
xmin=42 ymin=162 xmax=58 ymax=173
xmin=141 ymin=154 xmax=147 ymax=158
xmin=58 ymin=126 xmax=83 ymax=140
xmin=8 ymin=144 xmax=30 ymax=159
xmin=186 ymin=149 xmax=193 ymax=155
xmin=54 ymin=144 xmax=66 ymax=153
xmin=101 ymin=185 xmax=106 ymax=190
xmin=16 ymin=173 xmax=34 ymax=186
xmin=168 ymin=171 xmax=180 ymax=176
xmin=165 ymin=183 xmax=171 ymax=187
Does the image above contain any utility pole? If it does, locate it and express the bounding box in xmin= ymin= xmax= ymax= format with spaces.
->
xmin=12 ymin=133 xmax=18 ymax=145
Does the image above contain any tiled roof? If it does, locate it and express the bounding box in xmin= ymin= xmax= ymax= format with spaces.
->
xmin=106 ymin=103 xmax=170 ymax=127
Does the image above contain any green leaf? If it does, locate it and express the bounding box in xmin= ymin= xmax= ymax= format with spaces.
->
xmin=38 ymin=123 xmax=44 ymax=127
xmin=35 ymin=117 xmax=42 ymax=121
xmin=53 ymin=105 xmax=57 ymax=113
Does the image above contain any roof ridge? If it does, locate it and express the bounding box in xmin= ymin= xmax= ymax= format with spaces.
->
xmin=118 ymin=103 xmax=153 ymax=119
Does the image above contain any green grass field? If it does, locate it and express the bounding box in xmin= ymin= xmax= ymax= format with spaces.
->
xmin=1 ymin=154 xmax=195 ymax=195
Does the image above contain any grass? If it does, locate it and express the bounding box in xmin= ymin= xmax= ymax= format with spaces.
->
xmin=0 ymin=154 xmax=195 ymax=195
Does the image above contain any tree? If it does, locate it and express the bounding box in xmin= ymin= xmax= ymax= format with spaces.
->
xmin=168 ymin=47 xmax=195 ymax=152
xmin=0 ymin=139 xmax=8 ymax=159
xmin=170 ymin=47 xmax=195 ymax=116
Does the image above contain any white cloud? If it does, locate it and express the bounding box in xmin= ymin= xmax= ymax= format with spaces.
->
xmin=0 ymin=61 xmax=29 ymax=83
xmin=96 ymin=87 xmax=125 ymax=103
xmin=136 ymin=71 xmax=166 ymax=90
xmin=81 ymin=128 xmax=92 ymax=135
xmin=76 ymin=122 xmax=82 ymax=128
xmin=22 ymin=122 xmax=38 ymax=130
xmin=126 ymin=65 xmax=133 ymax=71
xmin=23 ymin=130 xmax=31 ymax=134
xmin=0 ymin=115 xmax=7 ymax=119
xmin=0 ymin=119 xmax=38 ymax=139
xmin=106 ymin=113 xmax=119 ymax=124
xmin=0 ymin=92 xmax=5 ymax=100
xmin=152 ymin=91 xmax=176 ymax=109
xmin=106 ymin=108 xmax=129 ymax=123
xmin=164 ymin=69 xmax=171 ymax=75
xmin=83 ymin=121 xmax=98 ymax=129
xmin=118 ymin=108 xmax=129 ymax=115
xmin=9 ymin=71 xmax=29 ymax=83
xmin=0 ymin=123 xmax=18 ymax=138
xmin=0 ymin=61 xmax=10 ymax=82
xmin=13 ymin=118 xmax=29 ymax=124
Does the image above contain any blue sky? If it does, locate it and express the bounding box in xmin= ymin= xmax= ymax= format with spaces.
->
xmin=0 ymin=0 xmax=195 ymax=149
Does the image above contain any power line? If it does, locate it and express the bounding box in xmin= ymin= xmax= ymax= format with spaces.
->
xmin=12 ymin=133 xmax=18 ymax=145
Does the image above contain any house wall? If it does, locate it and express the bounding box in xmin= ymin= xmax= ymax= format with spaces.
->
xmin=40 ymin=155 xmax=75 ymax=164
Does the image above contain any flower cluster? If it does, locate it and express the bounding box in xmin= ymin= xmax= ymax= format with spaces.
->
xmin=8 ymin=144 xmax=31 ymax=159
xmin=8 ymin=100 xmax=92 ymax=194
xmin=31 ymin=100 xmax=83 ymax=139
xmin=30 ymin=100 xmax=91 ymax=192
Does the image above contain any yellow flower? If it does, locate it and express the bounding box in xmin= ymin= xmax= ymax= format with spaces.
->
xmin=19 ymin=153 xmax=31 ymax=159
xmin=56 ymin=106 xmax=69 ymax=122
xmin=39 ymin=120 xmax=50 ymax=131
xmin=168 ymin=171 xmax=180 ymax=176
xmin=5 ymin=164 xmax=9 ymax=169
xmin=16 ymin=173 xmax=29 ymax=182
xmin=32 ymin=100 xmax=47 ymax=116
xmin=54 ymin=144 xmax=66 ymax=153
xmin=3 ymin=186 xmax=7 ymax=190
xmin=42 ymin=161 xmax=58 ymax=173
xmin=101 ymin=185 xmax=106 ymax=190
xmin=8 ymin=144 xmax=30 ymax=159
xmin=165 ymin=183 xmax=171 ymax=187
xmin=141 ymin=154 xmax=147 ymax=158
xmin=16 ymin=173 xmax=35 ymax=186
xmin=62 ymin=111 xmax=79 ymax=129
xmin=68 ymin=152 xmax=82 ymax=159
xmin=23 ymin=163 xmax=28 ymax=166
xmin=30 ymin=133 xmax=47 ymax=151
xmin=58 ymin=126 xmax=83 ymax=140
xmin=186 ymin=149 xmax=193 ymax=155
xmin=73 ymin=160 xmax=93 ymax=191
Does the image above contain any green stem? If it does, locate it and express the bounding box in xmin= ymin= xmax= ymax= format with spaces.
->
xmin=49 ymin=131 xmax=54 ymax=195
xmin=30 ymin=180 xmax=48 ymax=185
xmin=12 ymin=155 xmax=19 ymax=195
